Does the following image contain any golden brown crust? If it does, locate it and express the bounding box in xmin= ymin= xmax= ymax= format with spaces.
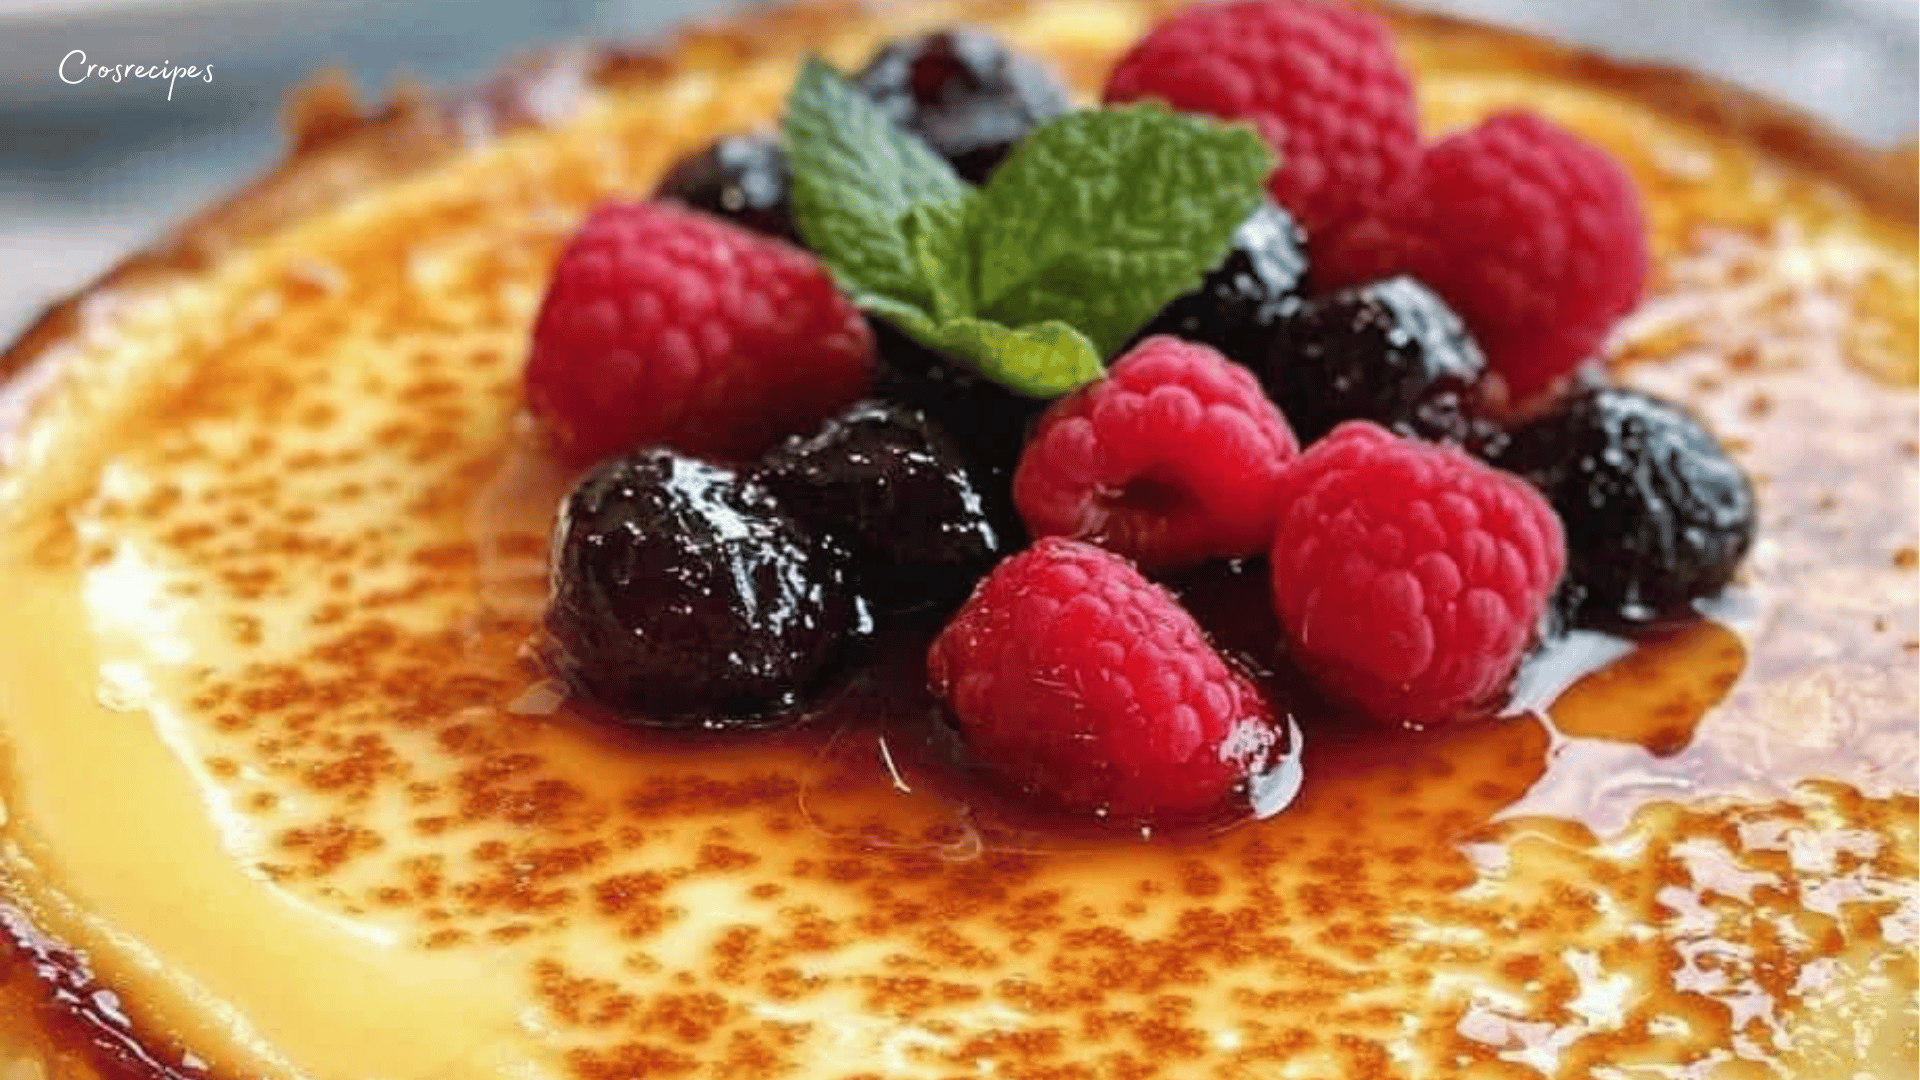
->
xmin=3 ymin=0 xmax=1912 ymax=394
xmin=1366 ymin=0 xmax=1918 ymax=222
xmin=0 ymin=0 xmax=1913 ymax=1075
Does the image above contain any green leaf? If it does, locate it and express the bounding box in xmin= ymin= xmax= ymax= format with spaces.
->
xmin=860 ymin=294 xmax=942 ymax=339
xmin=862 ymin=295 xmax=1103 ymax=400
xmin=782 ymin=57 xmax=971 ymax=307
xmin=900 ymin=198 xmax=975 ymax=323
xmin=923 ymin=317 xmax=1105 ymax=398
xmin=970 ymin=103 xmax=1275 ymax=357
xmin=780 ymin=62 xmax=1272 ymax=401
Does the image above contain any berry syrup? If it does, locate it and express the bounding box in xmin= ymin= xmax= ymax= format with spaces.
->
xmin=469 ymin=425 xmax=1690 ymax=850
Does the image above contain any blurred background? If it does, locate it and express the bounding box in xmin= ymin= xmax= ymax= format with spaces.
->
xmin=1 ymin=0 xmax=1914 ymax=343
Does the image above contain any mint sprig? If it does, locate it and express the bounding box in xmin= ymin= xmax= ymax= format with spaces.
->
xmin=783 ymin=58 xmax=972 ymax=309
xmin=971 ymin=105 xmax=1276 ymax=358
xmin=782 ymin=58 xmax=1274 ymax=398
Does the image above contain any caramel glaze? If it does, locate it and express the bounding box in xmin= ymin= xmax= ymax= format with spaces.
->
xmin=0 ymin=908 xmax=205 ymax=1080
xmin=0 ymin=1 xmax=1916 ymax=1077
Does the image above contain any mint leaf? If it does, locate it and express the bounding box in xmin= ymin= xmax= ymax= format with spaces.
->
xmin=864 ymin=296 xmax=1102 ymax=399
xmin=925 ymin=317 xmax=1104 ymax=397
xmin=901 ymin=199 xmax=975 ymax=323
xmin=782 ymin=58 xmax=970 ymax=306
xmin=780 ymin=63 xmax=1271 ymax=400
xmin=971 ymin=103 xmax=1275 ymax=357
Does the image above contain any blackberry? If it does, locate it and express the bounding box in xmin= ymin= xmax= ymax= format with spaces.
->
xmin=1493 ymin=386 xmax=1757 ymax=630
xmin=653 ymin=132 xmax=799 ymax=243
xmin=871 ymin=317 xmax=1047 ymax=492
xmin=546 ymin=449 xmax=860 ymax=726
xmin=855 ymin=27 xmax=1073 ymax=184
xmin=757 ymin=400 xmax=1008 ymax=611
xmin=1256 ymin=275 xmax=1490 ymax=446
xmin=1136 ymin=201 xmax=1311 ymax=366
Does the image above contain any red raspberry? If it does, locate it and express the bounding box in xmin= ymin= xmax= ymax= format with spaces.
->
xmin=928 ymin=538 xmax=1284 ymax=822
xmin=1012 ymin=337 xmax=1300 ymax=570
xmin=1318 ymin=111 xmax=1649 ymax=402
xmin=1102 ymin=0 xmax=1421 ymax=235
xmin=1269 ymin=422 xmax=1565 ymax=727
xmin=526 ymin=201 xmax=874 ymax=464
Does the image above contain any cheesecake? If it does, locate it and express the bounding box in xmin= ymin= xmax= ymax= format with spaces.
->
xmin=0 ymin=1 xmax=1915 ymax=1077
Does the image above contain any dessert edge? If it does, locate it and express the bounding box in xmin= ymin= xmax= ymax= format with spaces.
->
xmin=0 ymin=0 xmax=1914 ymax=1077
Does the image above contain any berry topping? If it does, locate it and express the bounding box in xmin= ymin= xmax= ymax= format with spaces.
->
xmin=1269 ymin=422 xmax=1565 ymax=727
xmin=927 ymin=537 xmax=1286 ymax=821
xmin=546 ymin=449 xmax=860 ymax=725
xmin=1318 ymin=111 xmax=1649 ymax=402
xmin=784 ymin=56 xmax=1270 ymax=402
xmin=871 ymin=318 xmax=1048 ymax=485
xmin=1257 ymin=275 xmax=1490 ymax=446
xmin=1014 ymin=336 xmax=1301 ymax=570
xmin=1492 ymin=386 xmax=1756 ymax=629
xmin=653 ymin=132 xmax=798 ymax=243
xmin=1103 ymin=0 xmax=1421 ymax=235
xmin=525 ymin=201 xmax=874 ymax=464
xmin=1135 ymin=200 xmax=1312 ymax=367
xmin=756 ymin=399 xmax=1008 ymax=611
xmin=855 ymin=27 xmax=1074 ymax=184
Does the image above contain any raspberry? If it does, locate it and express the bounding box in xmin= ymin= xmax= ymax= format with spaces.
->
xmin=1269 ymin=422 xmax=1565 ymax=726
xmin=546 ymin=449 xmax=862 ymax=726
xmin=1134 ymin=200 xmax=1313 ymax=368
xmin=653 ymin=132 xmax=799 ymax=243
xmin=856 ymin=28 xmax=1074 ymax=184
xmin=1013 ymin=337 xmax=1301 ymax=570
xmin=1492 ymin=387 xmax=1755 ymax=629
xmin=1103 ymin=0 xmax=1420 ymax=234
xmin=525 ymin=201 xmax=874 ymax=464
xmin=927 ymin=538 xmax=1285 ymax=821
xmin=1317 ymin=111 xmax=1649 ymax=402
xmin=755 ymin=399 xmax=1008 ymax=612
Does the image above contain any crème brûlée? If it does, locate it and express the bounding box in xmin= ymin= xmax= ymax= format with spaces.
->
xmin=0 ymin=0 xmax=1915 ymax=1077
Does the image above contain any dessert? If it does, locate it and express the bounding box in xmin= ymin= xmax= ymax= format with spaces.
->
xmin=0 ymin=1 xmax=1914 ymax=1078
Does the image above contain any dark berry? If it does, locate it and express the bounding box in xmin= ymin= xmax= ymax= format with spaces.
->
xmin=855 ymin=27 xmax=1074 ymax=184
xmin=1256 ymin=275 xmax=1491 ymax=446
xmin=1135 ymin=201 xmax=1311 ymax=366
xmin=870 ymin=317 xmax=1046 ymax=493
xmin=1166 ymin=558 xmax=1286 ymax=682
xmin=653 ymin=132 xmax=798 ymax=243
xmin=1493 ymin=387 xmax=1757 ymax=630
xmin=546 ymin=449 xmax=859 ymax=726
xmin=756 ymin=400 xmax=1008 ymax=611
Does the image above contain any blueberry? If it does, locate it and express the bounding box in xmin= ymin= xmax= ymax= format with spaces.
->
xmin=1493 ymin=386 xmax=1757 ymax=629
xmin=653 ymin=132 xmax=799 ymax=243
xmin=1256 ymin=275 xmax=1491 ymax=446
xmin=1137 ymin=201 xmax=1312 ymax=366
xmin=756 ymin=400 xmax=1008 ymax=611
xmin=855 ymin=27 xmax=1074 ymax=184
xmin=546 ymin=449 xmax=859 ymax=726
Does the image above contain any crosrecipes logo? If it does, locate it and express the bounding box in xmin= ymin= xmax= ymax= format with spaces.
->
xmin=59 ymin=50 xmax=212 ymax=100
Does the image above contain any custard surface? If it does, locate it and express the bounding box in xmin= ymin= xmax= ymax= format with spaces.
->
xmin=0 ymin=2 xmax=1915 ymax=1077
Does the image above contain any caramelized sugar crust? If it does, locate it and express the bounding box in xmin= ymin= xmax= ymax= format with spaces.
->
xmin=0 ymin=1 xmax=1915 ymax=1078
